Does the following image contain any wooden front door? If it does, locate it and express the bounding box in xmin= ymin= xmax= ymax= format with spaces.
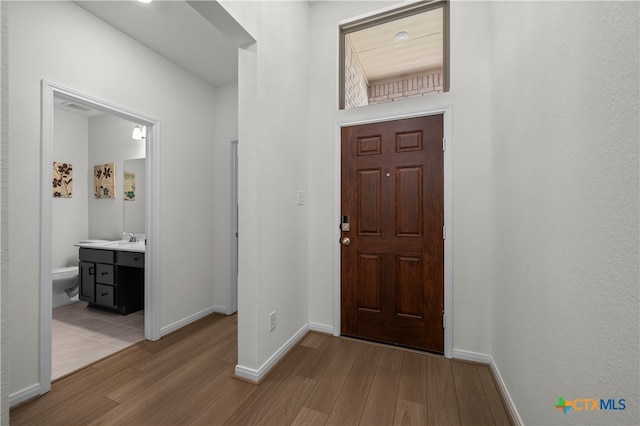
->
xmin=341 ymin=115 xmax=444 ymax=353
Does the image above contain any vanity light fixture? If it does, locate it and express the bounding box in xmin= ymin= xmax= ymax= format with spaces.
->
xmin=138 ymin=0 xmax=152 ymax=3
xmin=395 ymin=31 xmax=410 ymax=42
xmin=132 ymin=125 xmax=146 ymax=140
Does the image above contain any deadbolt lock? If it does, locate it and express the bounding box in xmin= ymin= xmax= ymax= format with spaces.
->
xmin=341 ymin=215 xmax=351 ymax=232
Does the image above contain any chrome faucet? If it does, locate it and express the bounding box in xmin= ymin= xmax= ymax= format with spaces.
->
xmin=127 ymin=232 xmax=138 ymax=243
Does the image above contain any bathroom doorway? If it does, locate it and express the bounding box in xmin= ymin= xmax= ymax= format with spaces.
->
xmin=41 ymin=81 xmax=160 ymax=393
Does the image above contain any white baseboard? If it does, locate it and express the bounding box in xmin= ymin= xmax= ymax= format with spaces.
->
xmin=160 ymin=305 xmax=225 ymax=337
xmin=234 ymin=323 xmax=309 ymax=383
xmin=452 ymin=348 xmax=492 ymax=364
xmin=488 ymin=356 xmax=524 ymax=426
xmin=212 ymin=305 xmax=227 ymax=315
xmin=9 ymin=383 xmax=40 ymax=407
xmin=453 ymin=349 xmax=523 ymax=426
xmin=309 ymin=322 xmax=333 ymax=335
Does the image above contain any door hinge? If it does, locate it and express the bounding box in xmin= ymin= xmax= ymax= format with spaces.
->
xmin=442 ymin=312 xmax=446 ymax=329
xmin=443 ymin=225 xmax=446 ymax=240
xmin=442 ymin=137 xmax=446 ymax=151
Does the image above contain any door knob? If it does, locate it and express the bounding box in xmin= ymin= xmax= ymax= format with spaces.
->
xmin=341 ymin=237 xmax=351 ymax=246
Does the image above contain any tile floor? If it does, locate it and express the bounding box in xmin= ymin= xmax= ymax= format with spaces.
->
xmin=52 ymin=301 xmax=145 ymax=380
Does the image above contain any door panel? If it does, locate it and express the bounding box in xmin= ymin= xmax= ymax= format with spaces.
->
xmin=358 ymin=136 xmax=382 ymax=155
xmin=396 ymin=166 xmax=424 ymax=236
xmin=356 ymin=253 xmax=382 ymax=312
xmin=395 ymin=255 xmax=424 ymax=318
xmin=341 ymin=115 xmax=444 ymax=353
xmin=358 ymin=169 xmax=382 ymax=235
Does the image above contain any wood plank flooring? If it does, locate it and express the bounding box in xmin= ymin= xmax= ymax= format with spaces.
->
xmin=11 ymin=313 xmax=513 ymax=425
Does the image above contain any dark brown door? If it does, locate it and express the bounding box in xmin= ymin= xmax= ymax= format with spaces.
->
xmin=341 ymin=115 xmax=444 ymax=353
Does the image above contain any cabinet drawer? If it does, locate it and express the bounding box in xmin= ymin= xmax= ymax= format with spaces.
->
xmin=96 ymin=284 xmax=117 ymax=309
xmin=96 ymin=264 xmax=115 ymax=285
xmin=79 ymin=248 xmax=114 ymax=264
xmin=117 ymin=251 xmax=145 ymax=268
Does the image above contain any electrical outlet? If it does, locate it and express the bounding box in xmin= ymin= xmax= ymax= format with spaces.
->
xmin=269 ymin=311 xmax=276 ymax=332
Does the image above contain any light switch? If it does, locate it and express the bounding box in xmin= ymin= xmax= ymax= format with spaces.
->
xmin=297 ymin=190 xmax=305 ymax=206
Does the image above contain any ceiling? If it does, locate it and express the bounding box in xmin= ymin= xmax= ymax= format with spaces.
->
xmin=75 ymin=1 xmax=441 ymax=90
xmin=346 ymin=7 xmax=443 ymax=83
xmin=75 ymin=0 xmax=238 ymax=88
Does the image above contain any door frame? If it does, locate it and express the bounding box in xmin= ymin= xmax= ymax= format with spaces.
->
xmin=333 ymin=106 xmax=453 ymax=358
xmin=40 ymin=80 xmax=161 ymax=395
xmin=227 ymin=138 xmax=239 ymax=315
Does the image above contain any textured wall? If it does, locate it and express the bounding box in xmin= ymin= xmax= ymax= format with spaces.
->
xmin=0 ymin=0 xmax=7 ymax=422
xmin=219 ymin=0 xmax=311 ymax=372
xmin=489 ymin=2 xmax=639 ymax=424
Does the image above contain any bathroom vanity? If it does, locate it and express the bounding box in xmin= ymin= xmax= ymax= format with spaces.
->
xmin=77 ymin=241 xmax=145 ymax=315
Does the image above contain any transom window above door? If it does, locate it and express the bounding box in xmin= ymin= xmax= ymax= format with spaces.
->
xmin=339 ymin=0 xmax=449 ymax=110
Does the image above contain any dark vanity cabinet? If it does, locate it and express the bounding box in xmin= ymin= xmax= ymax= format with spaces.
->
xmin=79 ymin=248 xmax=144 ymax=315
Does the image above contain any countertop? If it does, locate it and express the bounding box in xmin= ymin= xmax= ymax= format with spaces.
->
xmin=75 ymin=240 xmax=146 ymax=253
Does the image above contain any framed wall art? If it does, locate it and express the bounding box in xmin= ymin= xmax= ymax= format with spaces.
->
xmin=53 ymin=162 xmax=73 ymax=198
xmin=94 ymin=163 xmax=116 ymax=198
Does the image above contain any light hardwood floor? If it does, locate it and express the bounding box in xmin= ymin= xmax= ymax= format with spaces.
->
xmin=11 ymin=313 xmax=513 ymax=425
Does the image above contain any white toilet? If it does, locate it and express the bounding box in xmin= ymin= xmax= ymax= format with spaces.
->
xmin=52 ymin=266 xmax=79 ymax=298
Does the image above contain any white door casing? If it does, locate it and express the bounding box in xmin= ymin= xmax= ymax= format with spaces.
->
xmin=39 ymin=80 xmax=161 ymax=397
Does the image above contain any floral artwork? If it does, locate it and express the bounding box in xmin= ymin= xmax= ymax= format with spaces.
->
xmin=124 ymin=171 xmax=135 ymax=201
xmin=53 ymin=162 xmax=73 ymax=198
xmin=94 ymin=163 xmax=116 ymax=198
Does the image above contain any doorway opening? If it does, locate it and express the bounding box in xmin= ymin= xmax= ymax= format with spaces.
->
xmin=40 ymin=80 xmax=161 ymax=394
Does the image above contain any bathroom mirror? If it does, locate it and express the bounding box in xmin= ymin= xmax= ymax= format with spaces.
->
xmin=123 ymin=157 xmax=146 ymax=235
xmin=86 ymin=113 xmax=146 ymax=239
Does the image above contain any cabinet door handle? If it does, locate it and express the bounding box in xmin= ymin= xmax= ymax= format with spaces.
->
xmin=89 ymin=267 xmax=95 ymax=275
xmin=101 ymin=271 xmax=109 ymax=275
xmin=101 ymin=292 xmax=109 ymax=297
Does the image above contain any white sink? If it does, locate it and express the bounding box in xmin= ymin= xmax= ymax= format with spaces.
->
xmin=76 ymin=239 xmax=145 ymax=252
xmin=103 ymin=240 xmax=134 ymax=247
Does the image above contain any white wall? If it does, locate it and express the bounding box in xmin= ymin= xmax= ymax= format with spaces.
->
xmin=52 ymin=108 xmax=89 ymax=269
xmin=88 ymin=114 xmax=144 ymax=240
xmin=489 ymin=2 xmax=639 ymax=424
xmin=52 ymin=108 xmax=89 ymax=309
xmin=219 ymin=1 xmax=310 ymax=374
xmin=306 ymin=1 xmax=493 ymax=354
xmin=7 ymin=1 xmax=220 ymax=399
xmin=0 ymin=1 xmax=8 ymax=421
xmin=212 ymin=82 xmax=239 ymax=312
